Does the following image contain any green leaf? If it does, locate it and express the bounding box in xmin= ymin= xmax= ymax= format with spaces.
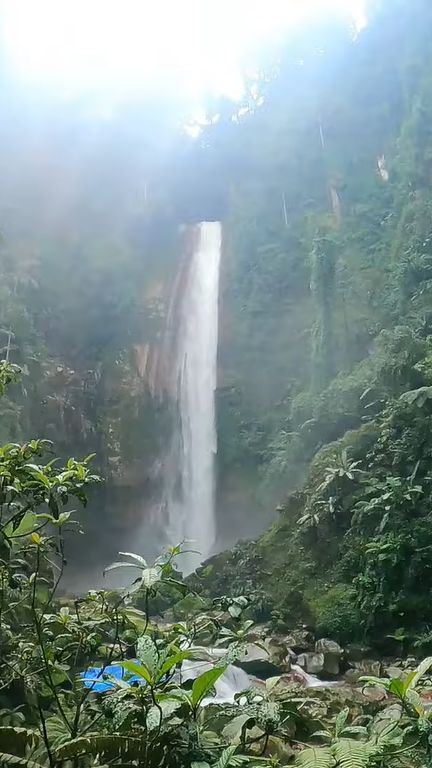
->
xmin=405 ymin=656 xmax=432 ymax=692
xmin=147 ymin=699 xmax=181 ymax=730
xmin=311 ymin=731 xmax=332 ymax=741
xmin=121 ymin=606 xmax=149 ymax=631
xmin=137 ymin=635 xmax=159 ymax=676
xmin=191 ymin=666 xmax=226 ymax=707
xmin=52 ymin=734 xmax=145 ymax=760
xmin=332 ymin=739 xmax=371 ymax=768
xmin=120 ymin=660 xmax=152 ymax=684
xmin=4 ymin=512 xmax=37 ymax=538
xmin=158 ymin=649 xmax=194 ymax=679
xmin=222 ymin=714 xmax=255 ymax=744
xmin=118 ymin=551 xmax=148 ymax=567
xmin=103 ymin=561 xmax=142 ymax=574
xmin=388 ymin=678 xmax=405 ymax=698
xmin=294 ymin=747 xmax=334 ymax=767
xmin=57 ymin=511 xmax=72 ymax=526
xmin=341 ymin=726 xmax=368 ymax=738
xmin=146 ymin=706 xmax=162 ymax=731
xmin=141 ymin=567 xmax=161 ymax=588
xmin=213 ymin=746 xmax=237 ymax=768
xmin=265 ymin=676 xmax=281 ymax=693
xmin=0 ymin=754 xmax=45 ymax=768
xmin=163 ymin=577 xmax=190 ymax=595
xmin=335 ymin=708 xmax=350 ymax=737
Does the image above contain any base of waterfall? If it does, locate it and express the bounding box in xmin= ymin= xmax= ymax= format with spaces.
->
xmin=80 ymin=622 xmax=398 ymax=705
xmin=81 ymin=653 xmax=336 ymax=703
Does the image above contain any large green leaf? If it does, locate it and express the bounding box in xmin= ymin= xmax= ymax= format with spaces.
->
xmin=121 ymin=606 xmax=148 ymax=631
xmin=191 ymin=666 xmax=226 ymax=707
xmin=158 ymin=649 xmax=194 ymax=679
xmin=294 ymin=747 xmax=334 ymax=767
xmin=141 ymin=567 xmax=161 ymax=588
xmin=405 ymin=656 xmax=432 ymax=692
xmin=118 ymin=551 xmax=148 ymax=567
xmin=103 ymin=561 xmax=142 ymax=574
xmin=120 ymin=659 xmax=152 ymax=684
xmin=147 ymin=699 xmax=182 ymax=731
xmin=222 ymin=714 xmax=255 ymax=744
xmin=137 ymin=635 xmax=159 ymax=676
xmin=4 ymin=512 xmax=37 ymax=539
xmin=52 ymin=734 xmax=145 ymax=760
xmin=213 ymin=746 xmax=237 ymax=768
xmin=0 ymin=754 xmax=44 ymax=768
xmin=387 ymin=677 xmax=405 ymax=698
xmin=335 ymin=708 xmax=349 ymax=737
xmin=332 ymin=739 xmax=372 ymax=768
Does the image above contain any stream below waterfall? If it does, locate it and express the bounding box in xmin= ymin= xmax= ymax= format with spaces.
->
xmin=82 ymin=658 xmax=331 ymax=701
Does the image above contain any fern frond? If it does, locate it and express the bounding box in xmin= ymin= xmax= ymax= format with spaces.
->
xmin=52 ymin=733 xmax=146 ymax=761
xmin=43 ymin=715 xmax=72 ymax=750
xmin=332 ymin=739 xmax=371 ymax=768
xmin=294 ymin=747 xmax=334 ymax=767
xmin=0 ymin=752 xmax=45 ymax=768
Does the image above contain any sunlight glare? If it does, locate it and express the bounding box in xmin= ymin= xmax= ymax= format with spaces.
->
xmin=1 ymin=0 xmax=367 ymax=101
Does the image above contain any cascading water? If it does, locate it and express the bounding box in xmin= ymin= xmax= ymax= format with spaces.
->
xmin=164 ymin=222 xmax=222 ymax=571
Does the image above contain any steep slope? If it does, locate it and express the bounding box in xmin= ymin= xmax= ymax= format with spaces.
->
xmin=208 ymin=0 xmax=432 ymax=642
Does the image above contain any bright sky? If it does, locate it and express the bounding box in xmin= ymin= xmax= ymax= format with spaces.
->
xmin=1 ymin=0 xmax=367 ymax=102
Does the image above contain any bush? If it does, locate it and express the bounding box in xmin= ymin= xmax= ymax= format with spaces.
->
xmin=311 ymin=584 xmax=363 ymax=644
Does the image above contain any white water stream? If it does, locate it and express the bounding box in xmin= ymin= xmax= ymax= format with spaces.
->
xmin=181 ymin=659 xmax=252 ymax=704
xmin=166 ymin=222 xmax=222 ymax=570
xmin=179 ymin=659 xmax=327 ymax=704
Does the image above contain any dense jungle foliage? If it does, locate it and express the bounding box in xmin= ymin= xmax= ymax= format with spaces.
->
xmin=207 ymin=0 xmax=432 ymax=647
xmin=3 ymin=361 xmax=432 ymax=768
xmin=4 ymin=2 xmax=432 ymax=760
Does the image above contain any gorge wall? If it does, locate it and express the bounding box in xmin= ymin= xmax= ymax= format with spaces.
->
xmin=3 ymin=0 xmax=432 ymax=638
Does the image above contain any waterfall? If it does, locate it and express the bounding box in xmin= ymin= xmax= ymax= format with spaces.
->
xmin=180 ymin=659 xmax=251 ymax=704
xmin=164 ymin=222 xmax=222 ymax=571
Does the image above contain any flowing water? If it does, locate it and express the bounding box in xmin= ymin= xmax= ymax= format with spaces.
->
xmin=164 ymin=222 xmax=222 ymax=571
xmin=180 ymin=659 xmax=251 ymax=704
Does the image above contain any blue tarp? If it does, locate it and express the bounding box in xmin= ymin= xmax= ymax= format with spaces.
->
xmin=81 ymin=662 xmax=144 ymax=693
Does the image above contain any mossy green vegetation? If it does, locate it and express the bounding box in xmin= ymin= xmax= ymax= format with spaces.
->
xmin=3 ymin=362 xmax=432 ymax=768
xmin=204 ymin=0 xmax=432 ymax=649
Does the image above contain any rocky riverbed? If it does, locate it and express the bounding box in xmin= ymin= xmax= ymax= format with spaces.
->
xmin=229 ymin=624 xmax=425 ymax=700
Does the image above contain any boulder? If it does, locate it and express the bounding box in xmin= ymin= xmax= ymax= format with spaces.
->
xmin=315 ymin=638 xmax=342 ymax=655
xmin=266 ymin=736 xmax=295 ymax=764
xmin=239 ymin=643 xmax=269 ymax=663
xmin=297 ymin=652 xmax=325 ymax=675
xmin=247 ymin=624 xmax=270 ymax=642
xmin=237 ymin=643 xmax=281 ymax=677
xmin=384 ymin=665 xmax=404 ymax=679
xmin=315 ymin=638 xmax=342 ymax=676
xmin=344 ymin=659 xmax=382 ymax=682
xmin=266 ymin=637 xmax=294 ymax=672
xmin=354 ymin=659 xmax=382 ymax=677
xmin=362 ymin=685 xmax=387 ymax=702
xmin=282 ymin=629 xmax=314 ymax=653
xmin=323 ymin=654 xmax=340 ymax=676
xmin=345 ymin=644 xmax=373 ymax=662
